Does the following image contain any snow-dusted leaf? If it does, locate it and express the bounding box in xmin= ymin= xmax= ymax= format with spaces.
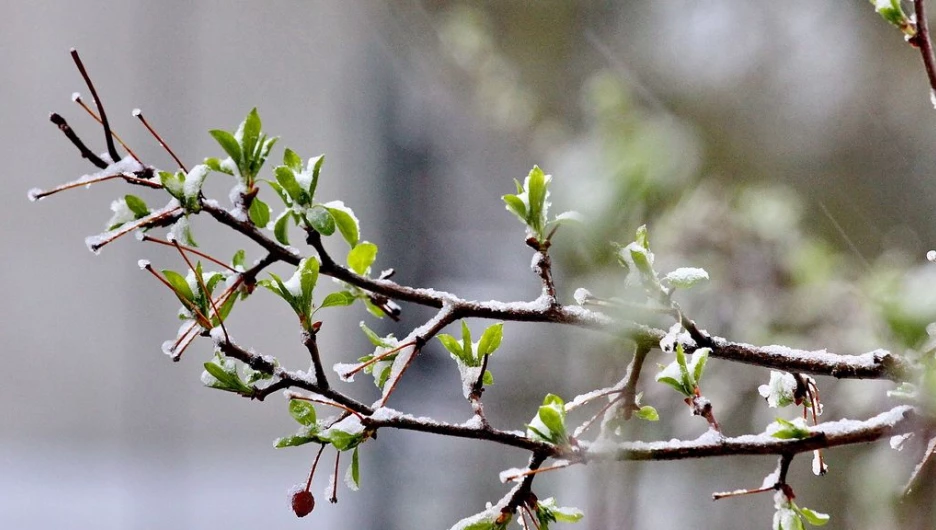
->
xmin=288 ymin=399 xmax=317 ymax=426
xmin=662 ymin=267 xmax=709 ymax=289
xmin=306 ymin=205 xmax=335 ymax=236
xmin=759 ymin=371 xmax=798 ymax=408
xmin=324 ymin=201 xmax=359 ymax=247
xmin=767 ymin=417 xmax=811 ymax=440
xmin=344 ymin=447 xmax=360 ymax=491
xmin=795 ymin=505 xmax=829 ymax=527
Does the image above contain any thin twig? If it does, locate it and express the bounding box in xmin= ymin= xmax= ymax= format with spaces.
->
xmin=306 ymin=444 xmax=327 ymax=491
xmin=140 ymin=234 xmax=237 ymax=272
xmin=134 ymin=109 xmax=188 ymax=172
xmin=48 ymin=113 xmax=107 ymax=169
xmin=70 ymin=49 xmax=120 ymax=163
xmin=912 ymin=0 xmax=936 ymax=97
xmin=170 ymin=238 xmax=229 ymax=342
xmin=73 ymin=94 xmax=141 ymax=164
xmin=303 ymin=331 xmax=330 ymax=390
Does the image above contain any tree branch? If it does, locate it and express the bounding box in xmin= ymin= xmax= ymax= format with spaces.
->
xmin=580 ymin=405 xmax=916 ymax=462
xmin=912 ymin=0 xmax=936 ymax=97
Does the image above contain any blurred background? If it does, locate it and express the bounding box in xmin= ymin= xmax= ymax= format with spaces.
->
xmin=4 ymin=1 xmax=936 ymax=529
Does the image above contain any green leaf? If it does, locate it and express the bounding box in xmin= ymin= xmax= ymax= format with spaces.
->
xmin=536 ymin=498 xmax=584 ymax=524
xmin=159 ymin=170 xmax=185 ymax=200
xmin=769 ymin=417 xmax=811 ymax=440
xmin=461 ymin=321 xmax=473 ymax=362
xmin=795 ymin=506 xmax=830 ymax=527
xmin=327 ymin=430 xmax=364 ymax=451
xmin=202 ymin=356 xmax=250 ymax=393
xmin=482 ymin=370 xmax=494 ymax=386
xmin=240 ymin=108 xmax=262 ymax=166
xmin=528 ymin=393 xmax=568 ymax=445
xmin=231 ymin=250 xmax=246 ymax=269
xmin=325 ymin=201 xmax=360 ymax=247
xmin=307 ymin=154 xmax=324 ymax=199
xmin=259 ymin=272 xmax=298 ymax=311
xmin=244 ymin=366 xmax=272 ymax=384
xmin=209 ymin=129 xmax=241 ymax=166
xmin=124 ymin=194 xmax=149 ymax=217
xmin=306 ymin=205 xmax=336 ymax=235
xmin=299 ymin=257 xmax=320 ymax=313
xmin=265 ymin=179 xmax=289 ymax=205
xmin=253 ymin=135 xmax=278 ymax=175
xmin=274 ymin=166 xmax=304 ymax=204
xmin=635 ymin=224 xmax=650 ymax=250
xmin=319 ymin=291 xmax=356 ymax=309
xmin=274 ymin=434 xmax=317 ymax=448
xmin=283 ymin=147 xmax=303 ymax=172
xmin=345 ymin=446 xmax=360 ymax=491
xmin=274 ymin=211 xmax=292 ymax=245
xmin=526 ymin=165 xmax=548 ymax=231
xmin=360 ymin=322 xmax=395 ymax=348
xmin=364 ymin=298 xmax=386 ymax=319
xmin=655 ymin=346 xmax=696 ymax=398
xmin=629 ymin=245 xmax=655 ymax=277
xmin=162 ymin=269 xmax=196 ymax=305
xmin=636 ymin=406 xmax=659 ymax=421
xmin=347 ymin=242 xmax=378 ymax=275
xmin=502 ymin=194 xmax=527 ymax=222
xmin=248 ymin=197 xmax=270 ymax=228
xmin=204 ymin=157 xmax=232 ymax=175
xmin=691 ymin=347 xmax=710 ymax=386
xmin=438 ymin=334 xmax=467 ymax=363
xmin=375 ymin=364 xmax=393 ymax=388
xmin=477 ymin=323 xmax=504 ymax=356
xmin=538 ymin=405 xmax=565 ymax=437
xmin=676 ymin=343 xmax=693 ymax=390
xmin=288 ymin=399 xmax=317 ymax=426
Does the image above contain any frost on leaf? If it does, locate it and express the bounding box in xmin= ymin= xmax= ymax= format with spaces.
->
xmin=662 ymin=267 xmax=709 ymax=289
xmin=758 ymin=371 xmax=798 ymax=408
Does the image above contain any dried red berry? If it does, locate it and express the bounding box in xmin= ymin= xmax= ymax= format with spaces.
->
xmin=291 ymin=490 xmax=315 ymax=517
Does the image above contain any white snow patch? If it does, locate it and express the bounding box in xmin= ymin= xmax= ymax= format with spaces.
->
xmin=323 ymin=473 xmax=335 ymax=499
xmin=282 ymin=265 xmax=304 ymax=298
xmin=573 ymin=288 xmax=592 ymax=306
xmin=332 ymin=363 xmax=358 ymax=383
xmin=758 ymin=370 xmax=797 ymax=408
xmin=890 ymin=432 xmax=914 ymax=451
xmin=209 ymin=326 xmax=227 ymax=344
xmin=369 ymin=407 xmax=402 ymax=422
xmin=461 ymin=415 xmax=485 ymax=429
xmin=183 ymin=164 xmax=209 ymax=199
xmin=498 ymin=467 xmax=527 ymax=483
